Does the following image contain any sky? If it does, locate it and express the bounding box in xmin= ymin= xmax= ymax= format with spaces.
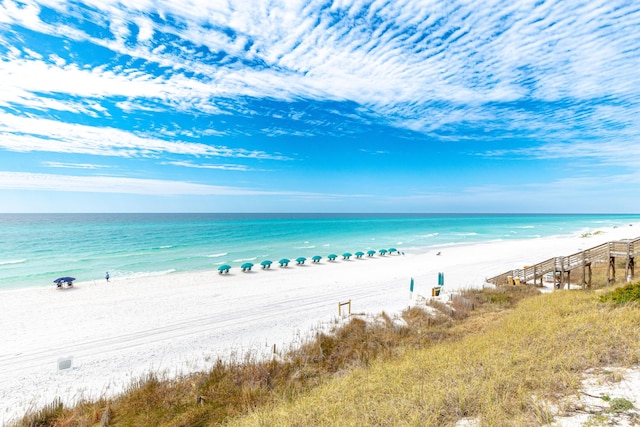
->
xmin=0 ymin=0 xmax=639 ymax=213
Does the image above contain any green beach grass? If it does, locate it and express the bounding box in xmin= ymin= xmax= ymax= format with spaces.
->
xmin=14 ymin=276 xmax=640 ymax=427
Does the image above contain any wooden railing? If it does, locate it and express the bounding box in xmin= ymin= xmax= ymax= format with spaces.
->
xmin=486 ymin=237 xmax=640 ymax=289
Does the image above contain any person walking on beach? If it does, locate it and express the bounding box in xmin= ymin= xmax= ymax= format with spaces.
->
xmin=105 ymin=272 xmax=110 ymax=283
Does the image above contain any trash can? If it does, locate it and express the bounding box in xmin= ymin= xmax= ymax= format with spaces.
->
xmin=432 ymin=287 xmax=441 ymax=297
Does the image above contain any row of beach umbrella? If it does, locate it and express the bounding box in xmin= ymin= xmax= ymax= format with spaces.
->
xmin=218 ymin=248 xmax=399 ymax=274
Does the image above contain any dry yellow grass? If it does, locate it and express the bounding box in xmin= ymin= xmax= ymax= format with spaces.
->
xmin=226 ymin=290 xmax=640 ymax=427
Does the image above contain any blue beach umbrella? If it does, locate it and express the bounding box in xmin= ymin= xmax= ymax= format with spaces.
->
xmin=218 ymin=265 xmax=231 ymax=274
xmin=327 ymin=254 xmax=338 ymax=261
xmin=296 ymin=257 xmax=307 ymax=265
xmin=342 ymin=252 xmax=352 ymax=260
xmin=241 ymin=262 xmax=254 ymax=272
xmin=367 ymin=250 xmax=376 ymax=257
xmin=388 ymin=248 xmax=397 ymax=254
xmin=355 ymin=251 xmax=364 ymax=258
xmin=312 ymin=255 xmax=322 ymax=263
xmin=53 ymin=276 xmax=75 ymax=287
xmin=260 ymin=260 xmax=272 ymax=269
xmin=279 ymin=258 xmax=290 ymax=267
xmin=379 ymin=249 xmax=388 ymax=255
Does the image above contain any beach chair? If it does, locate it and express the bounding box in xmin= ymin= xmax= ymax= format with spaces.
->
xmin=507 ymin=276 xmax=515 ymax=286
xmin=514 ymin=278 xmax=522 ymax=286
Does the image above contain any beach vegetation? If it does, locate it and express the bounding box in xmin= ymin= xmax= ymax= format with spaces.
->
xmin=598 ymin=281 xmax=640 ymax=304
xmin=13 ymin=283 xmax=640 ymax=427
xmin=606 ymin=397 xmax=634 ymax=413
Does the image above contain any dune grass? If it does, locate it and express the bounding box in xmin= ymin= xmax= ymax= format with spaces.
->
xmin=14 ymin=281 xmax=640 ymax=427
xmin=227 ymin=287 xmax=640 ymax=426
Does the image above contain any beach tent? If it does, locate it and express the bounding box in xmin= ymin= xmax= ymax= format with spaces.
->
xmin=279 ymin=258 xmax=290 ymax=267
xmin=218 ymin=265 xmax=231 ymax=274
xmin=260 ymin=260 xmax=272 ymax=269
xmin=296 ymin=257 xmax=307 ymax=265
xmin=355 ymin=251 xmax=364 ymax=258
xmin=241 ymin=262 xmax=254 ymax=272
xmin=312 ymin=255 xmax=322 ymax=263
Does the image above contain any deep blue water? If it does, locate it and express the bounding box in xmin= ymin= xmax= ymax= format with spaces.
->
xmin=1 ymin=213 xmax=639 ymax=290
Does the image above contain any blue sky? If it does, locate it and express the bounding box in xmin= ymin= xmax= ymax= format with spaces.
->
xmin=0 ymin=0 xmax=639 ymax=213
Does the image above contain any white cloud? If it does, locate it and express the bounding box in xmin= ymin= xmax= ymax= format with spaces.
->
xmin=0 ymin=113 xmax=292 ymax=160
xmin=0 ymin=171 xmax=356 ymax=199
xmin=480 ymin=139 xmax=640 ymax=169
xmin=163 ymin=161 xmax=255 ymax=171
xmin=0 ymin=171 xmax=257 ymax=195
xmin=0 ymin=0 xmax=638 ymax=143
xmin=42 ymin=161 xmax=113 ymax=169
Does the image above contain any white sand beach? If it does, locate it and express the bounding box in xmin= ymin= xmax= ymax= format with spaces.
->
xmin=1 ymin=224 xmax=639 ymax=424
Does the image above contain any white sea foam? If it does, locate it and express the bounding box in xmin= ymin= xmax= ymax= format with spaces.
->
xmin=119 ymin=269 xmax=177 ymax=280
xmin=233 ymin=257 xmax=257 ymax=262
xmin=207 ymin=253 xmax=228 ymax=258
xmin=419 ymin=233 xmax=439 ymax=238
xmin=0 ymin=259 xmax=26 ymax=266
xmin=295 ymin=245 xmax=316 ymax=249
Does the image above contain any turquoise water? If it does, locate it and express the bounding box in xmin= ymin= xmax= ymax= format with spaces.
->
xmin=1 ymin=213 xmax=639 ymax=291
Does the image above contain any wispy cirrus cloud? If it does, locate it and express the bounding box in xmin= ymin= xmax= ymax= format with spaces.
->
xmin=0 ymin=171 xmax=292 ymax=196
xmin=42 ymin=161 xmax=114 ymax=169
xmin=0 ymin=113 xmax=291 ymax=160
xmin=163 ymin=161 xmax=257 ymax=171
xmin=0 ymin=171 xmax=369 ymax=202
xmin=480 ymin=139 xmax=640 ymax=169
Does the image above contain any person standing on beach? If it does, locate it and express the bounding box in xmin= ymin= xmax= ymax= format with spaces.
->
xmin=105 ymin=272 xmax=110 ymax=283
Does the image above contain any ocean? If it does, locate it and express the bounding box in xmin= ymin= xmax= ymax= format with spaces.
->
xmin=1 ymin=213 xmax=639 ymax=291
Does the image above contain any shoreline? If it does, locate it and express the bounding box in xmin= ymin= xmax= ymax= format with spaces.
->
xmin=3 ymin=213 xmax=638 ymax=292
xmin=1 ymin=223 xmax=639 ymax=423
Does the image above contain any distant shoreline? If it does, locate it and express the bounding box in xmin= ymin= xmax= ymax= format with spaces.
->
xmin=2 ymin=213 xmax=639 ymax=291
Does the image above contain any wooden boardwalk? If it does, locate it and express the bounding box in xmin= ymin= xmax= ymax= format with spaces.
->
xmin=486 ymin=236 xmax=640 ymax=289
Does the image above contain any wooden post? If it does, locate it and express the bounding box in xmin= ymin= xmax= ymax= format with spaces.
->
xmin=338 ymin=299 xmax=351 ymax=316
xmin=625 ymin=241 xmax=631 ymax=280
xmin=608 ymin=256 xmax=616 ymax=285
xmin=630 ymin=241 xmax=636 ymax=279
xmin=557 ymin=257 xmax=566 ymax=290
xmin=582 ymin=251 xmax=587 ymax=289
xmin=561 ymin=258 xmax=568 ymax=290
